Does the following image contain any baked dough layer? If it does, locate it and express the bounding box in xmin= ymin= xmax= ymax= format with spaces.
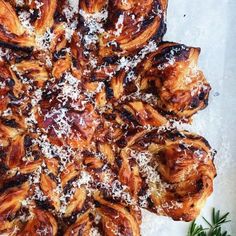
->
xmin=0 ymin=0 xmax=215 ymax=235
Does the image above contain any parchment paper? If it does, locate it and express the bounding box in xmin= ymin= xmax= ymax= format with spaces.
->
xmin=141 ymin=0 xmax=236 ymax=235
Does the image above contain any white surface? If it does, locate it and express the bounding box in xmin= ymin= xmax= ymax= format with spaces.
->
xmin=141 ymin=0 xmax=236 ymax=235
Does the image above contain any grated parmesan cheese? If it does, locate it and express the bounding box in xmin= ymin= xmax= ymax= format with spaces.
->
xmin=89 ymin=227 xmax=102 ymax=236
xmin=79 ymin=8 xmax=108 ymax=48
xmin=45 ymin=108 xmax=73 ymax=138
xmin=64 ymin=20 xmax=78 ymax=41
xmin=18 ymin=11 xmax=34 ymax=34
xmin=15 ymin=0 xmax=24 ymax=6
xmin=114 ymin=14 xmax=125 ymax=37
xmin=36 ymin=28 xmax=55 ymax=51
xmin=1 ymin=108 xmax=12 ymax=117
xmin=34 ymin=0 xmax=44 ymax=18
xmin=0 ymin=48 xmax=10 ymax=61
xmin=31 ymin=89 xmax=42 ymax=106
xmin=130 ymin=150 xmax=160 ymax=183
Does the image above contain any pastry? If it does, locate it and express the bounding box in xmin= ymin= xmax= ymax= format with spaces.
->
xmin=0 ymin=0 xmax=216 ymax=235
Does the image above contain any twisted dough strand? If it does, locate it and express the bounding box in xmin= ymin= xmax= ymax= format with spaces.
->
xmin=0 ymin=0 xmax=215 ymax=235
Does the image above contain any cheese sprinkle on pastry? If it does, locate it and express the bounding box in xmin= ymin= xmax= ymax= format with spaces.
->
xmin=0 ymin=0 xmax=216 ymax=235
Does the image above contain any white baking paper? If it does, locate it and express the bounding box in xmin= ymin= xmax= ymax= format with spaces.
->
xmin=141 ymin=0 xmax=236 ymax=235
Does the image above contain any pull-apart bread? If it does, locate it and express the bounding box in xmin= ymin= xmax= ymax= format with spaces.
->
xmin=0 ymin=0 xmax=216 ymax=235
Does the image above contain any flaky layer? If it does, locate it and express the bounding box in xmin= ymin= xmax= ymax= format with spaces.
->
xmin=0 ymin=0 xmax=215 ymax=235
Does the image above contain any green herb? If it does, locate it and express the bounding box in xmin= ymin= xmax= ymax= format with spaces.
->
xmin=187 ymin=208 xmax=231 ymax=236
xmin=188 ymin=220 xmax=207 ymax=236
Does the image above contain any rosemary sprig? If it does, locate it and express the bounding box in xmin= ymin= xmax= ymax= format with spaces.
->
xmin=188 ymin=220 xmax=207 ymax=236
xmin=188 ymin=208 xmax=231 ymax=236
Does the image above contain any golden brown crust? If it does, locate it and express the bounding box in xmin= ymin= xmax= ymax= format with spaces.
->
xmin=99 ymin=0 xmax=167 ymax=57
xmin=0 ymin=0 xmax=34 ymax=48
xmin=0 ymin=0 xmax=216 ymax=235
xmin=121 ymin=129 xmax=216 ymax=221
xmin=18 ymin=208 xmax=58 ymax=236
xmin=138 ymin=42 xmax=211 ymax=118
xmin=34 ymin=0 xmax=57 ymax=35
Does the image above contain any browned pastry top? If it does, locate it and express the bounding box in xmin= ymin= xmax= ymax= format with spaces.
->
xmin=0 ymin=0 xmax=216 ymax=235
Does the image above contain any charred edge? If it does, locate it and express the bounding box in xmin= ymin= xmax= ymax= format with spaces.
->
xmin=141 ymin=17 xmax=156 ymax=29
xmin=116 ymin=137 xmax=127 ymax=148
xmin=199 ymin=90 xmax=208 ymax=101
xmin=82 ymin=150 xmax=93 ymax=157
xmin=0 ymin=174 xmax=29 ymax=193
xmin=183 ymin=132 xmax=211 ymax=149
xmin=104 ymin=4 xmax=122 ymax=30
xmin=204 ymin=96 xmax=209 ymax=106
xmin=125 ymin=127 xmax=140 ymax=137
xmin=63 ymin=211 xmax=78 ymax=226
xmin=5 ymin=78 xmax=15 ymax=87
xmin=30 ymin=9 xmax=39 ymax=21
xmin=53 ymin=48 xmax=67 ymax=61
xmin=72 ymin=57 xmax=78 ymax=68
xmin=120 ymin=109 xmax=140 ymax=126
xmin=164 ymin=130 xmax=185 ymax=141
xmin=147 ymin=196 xmax=155 ymax=209
xmin=15 ymin=6 xmax=30 ymax=13
xmin=103 ymin=113 xmax=116 ymax=121
xmin=103 ymin=55 xmax=119 ymax=65
xmin=150 ymin=17 xmax=167 ymax=42
xmin=22 ymin=103 xmax=33 ymax=116
xmin=115 ymin=156 xmax=122 ymax=168
xmin=32 ymin=150 xmax=41 ymax=160
xmin=1 ymin=118 xmax=19 ymax=128
xmin=24 ymin=135 xmax=33 ymax=148
xmin=0 ymin=147 xmax=7 ymax=159
xmin=42 ymin=90 xmax=53 ymax=100
xmin=0 ymin=162 xmax=8 ymax=175
xmin=135 ymin=138 xmax=150 ymax=148
xmin=0 ymin=41 xmax=33 ymax=53
xmin=48 ymin=172 xmax=59 ymax=184
xmin=15 ymin=51 xmax=33 ymax=63
xmin=7 ymin=92 xmax=20 ymax=103
xmin=153 ymin=44 xmax=190 ymax=65
xmin=63 ymin=176 xmax=78 ymax=194
xmin=123 ymin=80 xmax=138 ymax=94
xmin=190 ymin=88 xmax=210 ymax=110
xmin=138 ymin=183 xmax=149 ymax=196
xmin=142 ymin=129 xmax=162 ymax=141
xmin=196 ymin=178 xmax=204 ymax=192
xmin=15 ymin=206 xmax=30 ymax=220
xmin=104 ymin=81 xmax=114 ymax=99
xmin=190 ymin=97 xmax=201 ymax=109
xmin=35 ymin=198 xmax=55 ymax=210
xmin=94 ymin=200 xmax=101 ymax=208
xmin=54 ymin=11 xmax=66 ymax=23
xmin=146 ymin=80 xmax=158 ymax=95
xmin=85 ymin=161 xmax=104 ymax=173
